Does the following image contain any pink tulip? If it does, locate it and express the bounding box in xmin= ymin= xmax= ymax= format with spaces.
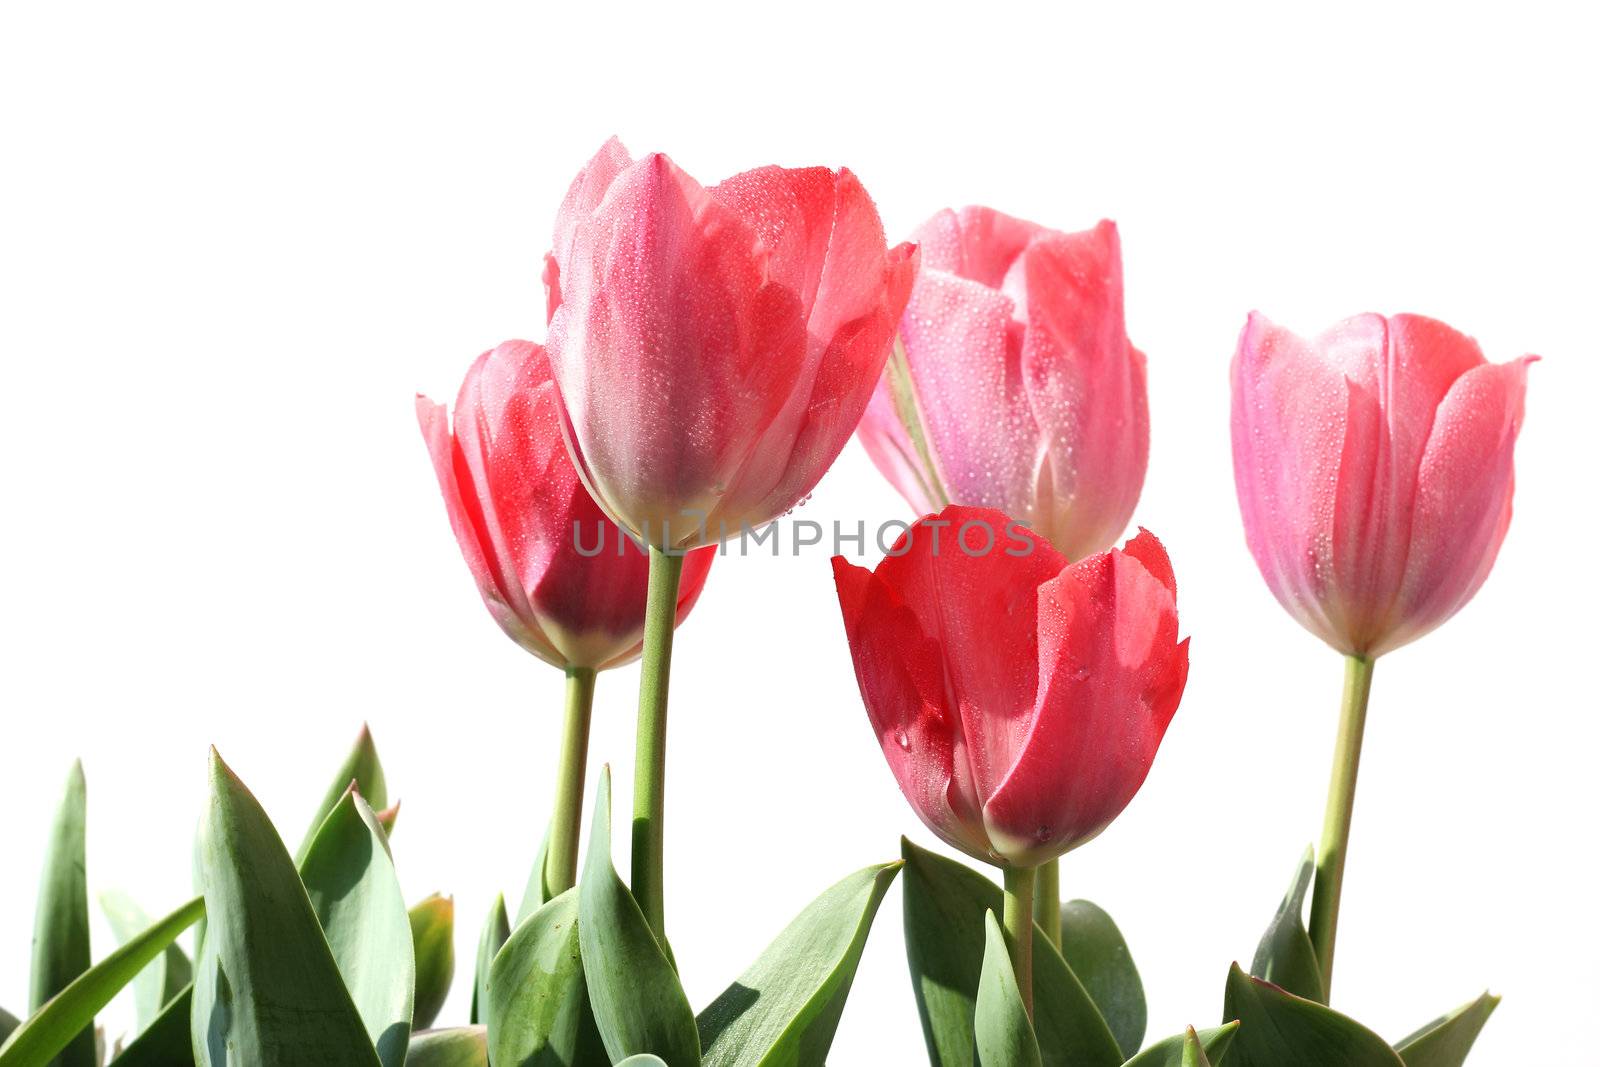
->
xmin=1231 ymin=312 xmax=1535 ymax=657
xmin=832 ymin=506 xmax=1189 ymax=868
xmin=856 ymin=207 xmax=1148 ymax=562
xmin=543 ymin=138 xmax=918 ymax=551
xmin=417 ymin=340 xmax=714 ymax=670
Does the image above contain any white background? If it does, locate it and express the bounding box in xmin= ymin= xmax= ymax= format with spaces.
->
xmin=2 ymin=2 xmax=1595 ymax=1061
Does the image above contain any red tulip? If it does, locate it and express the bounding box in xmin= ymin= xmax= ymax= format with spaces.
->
xmin=856 ymin=207 xmax=1148 ymax=561
xmin=1231 ymin=312 xmax=1535 ymax=657
xmin=831 ymin=506 xmax=1188 ymax=868
xmin=544 ymin=139 xmax=918 ymax=550
xmin=417 ymin=340 xmax=714 ymax=670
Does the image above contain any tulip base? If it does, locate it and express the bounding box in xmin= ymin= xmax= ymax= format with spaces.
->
xmin=1002 ymin=865 xmax=1036 ymax=1018
xmin=1308 ymin=653 xmax=1375 ymax=997
xmin=632 ymin=546 xmax=684 ymax=943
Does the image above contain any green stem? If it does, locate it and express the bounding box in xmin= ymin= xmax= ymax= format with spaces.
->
xmin=1308 ymin=653 xmax=1376 ymax=998
xmin=1034 ymin=859 xmax=1062 ymax=947
xmin=1002 ymin=865 xmax=1037 ymax=1019
xmin=631 ymin=546 xmax=684 ymax=941
xmin=544 ymin=666 xmax=597 ymax=897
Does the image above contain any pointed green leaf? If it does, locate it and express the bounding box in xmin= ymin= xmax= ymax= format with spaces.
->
xmin=100 ymin=891 xmax=192 ymax=1035
xmin=1181 ymin=1028 xmax=1211 ymax=1067
xmin=192 ymin=749 xmax=380 ymax=1067
xmin=974 ymin=911 xmax=1042 ymax=1067
xmin=469 ymin=896 xmax=509 ymax=1027
xmin=1222 ymin=962 xmax=1402 ymax=1066
xmin=29 ymin=761 xmax=94 ymax=1067
xmin=515 ymin=833 xmax=553 ymax=926
xmin=1249 ymin=847 xmax=1325 ymax=1004
xmin=1393 ymin=992 xmax=1499 ymax=1067
xmin=486 ymin=888 xmax=605 ymax=1067
xmin=1059 ymin=900 xmax=1145 ymax=1058
xmin=404 ymin=1027 xmax=488 ymax=1066
xmin=902 ymin=839 xmax=1123 ymax=1067
xmin=300 ymin=788 xmax=415 ymax=1067
xmin=698 ymin=862 xmax=901 ymax=1065
xmin=577 ymin=768 xmax=700 ymax=1065
xmin=1120 ymin=1023 xmax=1238 ymax=1067
xmin=408 ymin=896 xmax=455 ymax=1031
xmin=0 ymin=897 xmax=203 ymax=1067
xmin=107 ymin=987 xmax=193 ymax=1067
xmin=297 ymin=724 xmax=388 ymax=863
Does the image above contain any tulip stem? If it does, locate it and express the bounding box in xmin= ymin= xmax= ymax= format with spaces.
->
xmin=544 ymin=665 xmax=597 ymax=897
xmin=1308 ymin=653 xmax=1375 ymax=998
xmin=1002 ymin=866 xmax=1036 ymax=1018
xmin=632 ymin=546 xmax=684 ymax=943
xmin=1034 ymin=859 xmax=1062 ymax=947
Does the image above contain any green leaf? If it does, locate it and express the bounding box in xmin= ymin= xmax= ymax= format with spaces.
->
xmin=297 ymin=724 xmax=388 ymax=863
xmin=698 ymin=862 xmax=901 ymax=1065
xmin=107 ymin=987 xmax=193 ymax=1067
xmin=29 ymin=760 xmax=94 ymax=1067
xmin=486 ymin=888 xmax=605 ymax=1067
xmin=409 ymin=896 xmax=455 ymax=1031
xmin=515 ymin=832 xmax=553 ymax=926
xmin=193 ymin=749 xmax=381 ymax=1067
xmin=100 ymin=891 xmax=193 ymax=1034
xmin=901 ymin=839 xmax=1123 ymax=1067
xmin=974 ymin=911 xmax=1042 ymax=1067
xmin=577 ymin=768 xmax=700 ymax=1065
xmin=1249 ymin=847 xmax=1325 ymax=1004
xmin=300 ymin=787 xmax=415 ymax=1067
xmin=1059 ymin=900 xmax=1145 ymax=1057
xmin=1222 ymin=962 xmax=1402 ymax=1066
xmin=0 ymin=1010 xmax=18 ymax=1047
xmin=0 ymin=897 xmax=203 ymax=1067
xmin=404 ymin=1027 xmax=488 ymax=1067
xmin=617 ymin=1058 xmax=669 ymax=1067
xmin=1181 ymin=1028 xmax=1212 ymax=1067
xmin=1120 ymin=1023 xmax=1238 ymax=1067
xmin=1393 ymin=992 xmax=1499 ymax=1067
xmin=469 ymin=896 xmax=509 ymax=1027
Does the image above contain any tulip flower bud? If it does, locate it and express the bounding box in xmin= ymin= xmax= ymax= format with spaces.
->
xmin=857 ymin=207 xmax=1148 ymax=562
xmin=417 ymin=340 xmax=713 ymax=670
xmin=832 ymin=506 xmax=1188 ymax=868
xmin=1230 ymin=312 xmax=1535 ymax=658
xmin=543 ymin=138 xmax=917 ymax=551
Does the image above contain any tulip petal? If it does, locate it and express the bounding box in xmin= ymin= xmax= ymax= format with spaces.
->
xmin=983 ymin=536 xmax=1186 ymax=865
xmin=832 ymin=556 xmax=989 ymax=861
xmin=1379 ymin=356 xmax=1533 ymax=654
xmin=912 ymin=206 xmax=1044 ymax=288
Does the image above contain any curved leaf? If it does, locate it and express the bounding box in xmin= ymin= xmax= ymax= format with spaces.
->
xmin=1394 ymin=992 xmax=1499 ymax=1067
xmin=409 ymin=896 xmax=455 ymax=1031
xmin=577 ymin=768 xmax=700 ymax=1065
xmin=107 ymin=987 xmax=193 ymax=1067
xmin=192 ymin=749 xmax=380 ymax=1067
xmin=0 ymin=897 xmax=203 ymax=1067
xmin=301 ymin=789 xmax=415 ymax=1067
xmin=1180 ymin=1028 xmax=1211 ymax=1067
xmin=1222 ymin=963 xmax=1402 ymax=1067
xmin=0 ymin=1010 xmax=17 ymax=1047
xmin=297 ymin=724 xmax=388 ymax=863
xmin=1120 ymin=1023 xmax=1237 ymax=1067
xmin=901 ymin=839 xmax=1123 ymax=1067
xmin=404 ymin=1027 xmax=488 ymax=1067
xmin=699 ymin=862 xmax=901 ymax=1065
xmin=469 ymin=896 xmax=509 ymax=1027
xmin=29 ymin=760 xmax=94 ymax=1067
xmin=974 ymin=911 xmax=1042 ymax=1067
xmin=516 ymin=833 xmax=553 ymax=926
xmin=1249 ymin=848 xmax=1325 ymax=1004
xmin=100 ymin=891 xmax=192 ymax=1035
xmin=1059 ymin=900 xmax=1145 ymax=1057
xmin=486 ymin=889 xmax=605 ymax=1067
xmin=617 ymin=1058 xmax=669 ymax=1067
